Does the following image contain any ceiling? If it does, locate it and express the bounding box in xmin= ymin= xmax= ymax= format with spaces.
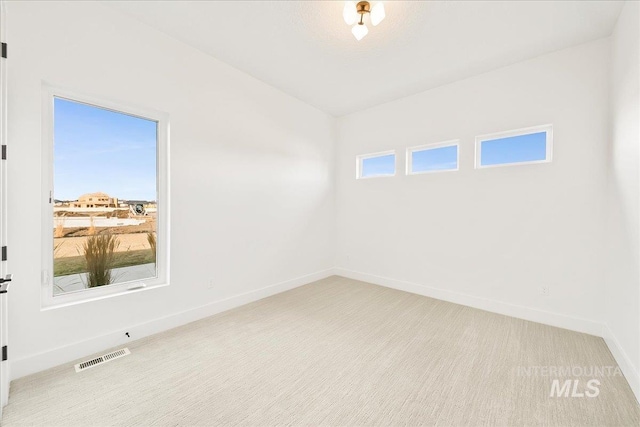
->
xmin=105 ymin=1 xmax=624 ymax=117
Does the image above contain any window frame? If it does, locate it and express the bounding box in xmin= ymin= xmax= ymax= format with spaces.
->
xmin=356 ymin=150 xmax=397 ymax=179
xmin=406 ymin=140 xmax=460 ymax=175
xmin=41 ymin=84 xmax=171 ymax=310
xmin=475 ymin=124 xmax=553 ymax=169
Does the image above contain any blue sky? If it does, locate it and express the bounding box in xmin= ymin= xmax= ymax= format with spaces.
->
xmin=412 ymin=145 xmax=457 ymax=172
xmin=54 ymin=97 xmax=157 ymax=201
xmin=481 ymin=132 xmax=546 ymax=166
xmin=361 ymin=154 xmax=396 ymax=177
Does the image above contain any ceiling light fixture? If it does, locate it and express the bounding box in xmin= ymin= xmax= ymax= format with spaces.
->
xmin=343 ymin=1 xmax=385 ymax=41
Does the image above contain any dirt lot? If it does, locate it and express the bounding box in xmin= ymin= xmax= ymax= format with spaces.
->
xmin=54 ymin=232 xmax=153 ymax=258
xmin=55 ymin=209 xmax=131 ymax=219
xmin=56 ymin=217 xmax=155 ymax=238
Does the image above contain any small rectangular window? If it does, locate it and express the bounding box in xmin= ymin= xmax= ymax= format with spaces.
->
xmin=476 ymin=125 xmax=552 ymax=168
xmin=357 ymin=151 xmax=396 ymax=179
xmin=407 ymin=141 xmax=459 ymax=174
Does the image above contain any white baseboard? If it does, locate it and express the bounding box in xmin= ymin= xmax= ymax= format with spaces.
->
xmin=602 ymin=324 xmax=640 ymax=404
xmin=334 ymin=268 xmax=603 ymax=336
xmin=10 ymin=268 xmax=336 ymax=380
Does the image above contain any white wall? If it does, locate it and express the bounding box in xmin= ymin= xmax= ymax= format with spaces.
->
xmin=604 ymin=0 xmax=640 ymax=399
xmin=6 ymin=1 xmax=335 ymax=378
xmin=336 ymin=39 xmax=610 ymax=335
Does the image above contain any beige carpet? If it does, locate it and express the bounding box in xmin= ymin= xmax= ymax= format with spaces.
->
xmin=2 ymin=276 xmax=639 ymax=426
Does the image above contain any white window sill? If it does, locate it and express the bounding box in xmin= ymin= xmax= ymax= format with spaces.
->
xmin=41 ymin=281 xmax=169 ymax=311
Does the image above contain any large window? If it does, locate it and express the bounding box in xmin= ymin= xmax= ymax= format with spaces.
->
xmin=475 ymin=124 xmax=553 ymax=168
xmin=357 ymin=151 xmax=396 ymax=179
xmin=43 ymin=88 xmax=169 ymax=308
xmin=407 ymin=141 xmax=459 ymax=174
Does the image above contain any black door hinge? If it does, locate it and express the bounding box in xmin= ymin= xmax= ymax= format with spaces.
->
xmin=2 ymin=346 xmax=7 ymax=362
xmin=1 ymin=246 xmax=6 ymax=261
xmin=1 ymin=43 xmax=6 ymax=59
xmin=1 ymin=145 xmax=6 ymax=160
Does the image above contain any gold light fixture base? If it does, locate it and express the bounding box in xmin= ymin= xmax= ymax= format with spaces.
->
xmin=356 ymin=1 xmax=371 ymax=25
xmin=356 ymin=1 xmax=371 ymax=15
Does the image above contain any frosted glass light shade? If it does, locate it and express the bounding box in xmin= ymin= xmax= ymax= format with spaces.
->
xmin=371 ymin=2 xmax=385 ymax=26
xmin=343 ymin=2 xmax=358 ymax=25
xmin=352 ymin=24 xmax=368 ymax=40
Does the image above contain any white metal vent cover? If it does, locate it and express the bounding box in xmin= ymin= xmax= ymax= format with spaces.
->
xmin=74 ymin=348 xmax=131 ymax=373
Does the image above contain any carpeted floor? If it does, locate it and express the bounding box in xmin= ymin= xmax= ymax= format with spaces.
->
xmin=2 ymin=276 xmax=639 ymax=426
